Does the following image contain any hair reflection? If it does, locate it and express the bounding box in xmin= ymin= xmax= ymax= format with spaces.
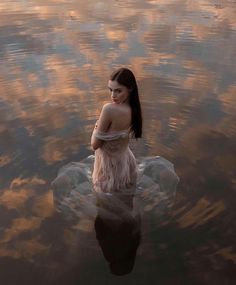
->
xmin=94 ymin=189 xmax=141 ymax=276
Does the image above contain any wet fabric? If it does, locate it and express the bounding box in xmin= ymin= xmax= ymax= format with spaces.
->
xmin=51 ymin=155 xmax=179 ymax=221
xmin=92 ymin=129 xmax=137 ymax=193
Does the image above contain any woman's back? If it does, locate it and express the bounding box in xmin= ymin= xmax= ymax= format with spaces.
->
xmin=107 ymin=103 xmax=131 ymax=132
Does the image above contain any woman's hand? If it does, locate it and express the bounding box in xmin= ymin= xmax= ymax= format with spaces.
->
xmin=91 ymin=120 xmax=103 ymax=150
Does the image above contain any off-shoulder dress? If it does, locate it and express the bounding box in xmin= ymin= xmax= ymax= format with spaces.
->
xmin=92 ymin=128 xmax=137 ymax=193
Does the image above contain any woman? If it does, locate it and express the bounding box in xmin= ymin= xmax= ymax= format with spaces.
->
xmin=91 ymin=67 xmax=142 ymax=193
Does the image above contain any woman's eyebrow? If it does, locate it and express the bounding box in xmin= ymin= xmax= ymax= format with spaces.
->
xmin=107 ymin=86 xmax=122 ymax=91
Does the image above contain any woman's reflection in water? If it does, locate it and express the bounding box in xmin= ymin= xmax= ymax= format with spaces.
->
xmin=94 ymin=189 xmax=141 ymax=276
xmin=51 ymin=155 xmax=179 ymax=279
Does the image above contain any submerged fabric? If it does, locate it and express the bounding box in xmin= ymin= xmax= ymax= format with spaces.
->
xmin=92 ymin=129 xmax=137 ymax=193
xmin=51 ymin=128 xmax=180 ymax=222
xmin=51 ymin=155 xmax=179 ymax=222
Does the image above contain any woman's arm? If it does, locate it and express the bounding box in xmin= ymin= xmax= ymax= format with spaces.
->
xmin=91 ymin=103 xmax=112 ymax=150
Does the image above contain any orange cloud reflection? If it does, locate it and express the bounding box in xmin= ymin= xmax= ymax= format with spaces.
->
xmin=0 ymin=155 xmax=11 ymax=167
xmin=1 ymin=217 xmax=42 ymax=243
xmin=215 ymin=247 xmax=236 ymax=264
xmin=32 ymin=191 xmax=55 ymax=218
xmin=176 ymin=197 xmax=225 ymax=228
xmin=0 ymin=189 xmax=33 ymax=210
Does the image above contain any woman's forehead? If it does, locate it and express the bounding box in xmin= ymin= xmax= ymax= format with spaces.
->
xmin=108 ymin=80 xmax=124 ymax=89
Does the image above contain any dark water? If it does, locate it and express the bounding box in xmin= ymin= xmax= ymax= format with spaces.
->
xmin=0 ymin=0 xmax=236 ymax=284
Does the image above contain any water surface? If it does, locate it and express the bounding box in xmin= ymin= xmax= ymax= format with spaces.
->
xmin=0 ymin=0 xmax=236 ymax=284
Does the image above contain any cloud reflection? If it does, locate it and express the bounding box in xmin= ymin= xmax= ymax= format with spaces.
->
xmin=0 ymin=0 xmax=235 ymax=282
xmin=176 ymin=197 xmax=225 ymax=228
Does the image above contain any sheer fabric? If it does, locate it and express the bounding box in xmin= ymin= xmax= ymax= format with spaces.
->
xmin=51 ymin=156 xmax=179 ymax=221
xmin=92 ymin=129 xmax=137 ymax=193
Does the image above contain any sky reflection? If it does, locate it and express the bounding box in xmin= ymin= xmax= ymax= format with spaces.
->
xmin=0 ymin=0 xmax=236 ymax=284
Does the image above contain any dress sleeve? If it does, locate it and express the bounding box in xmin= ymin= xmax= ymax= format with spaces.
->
xmin=93 ymin=130 xmax=129 ymax=141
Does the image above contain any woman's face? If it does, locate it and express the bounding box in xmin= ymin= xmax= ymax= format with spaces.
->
xmin=108 ymin=80 xmax=130 ymax=104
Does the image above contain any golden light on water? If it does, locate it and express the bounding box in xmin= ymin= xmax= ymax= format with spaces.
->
xmin=0 ymin=0 xmax=235 ymax=283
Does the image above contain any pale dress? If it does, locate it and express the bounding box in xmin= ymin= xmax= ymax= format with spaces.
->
xmin=92 ymin=128 xmax=137 ymax=193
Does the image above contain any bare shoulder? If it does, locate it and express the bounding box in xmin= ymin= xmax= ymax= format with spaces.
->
xmin=99 ymin=103 xmax=113 ymax=117
xmin=101 ymin=102 xmax=120 ymax=115
xmin=104 ymin=102 xmax=130 ymax=112
xmin=102 ymin=102 xmax=114 ymax=111
xmin=105 ymin=103 xmax=131 ymax=130
xmin=101 ymin=104 xmax=131 ymax=129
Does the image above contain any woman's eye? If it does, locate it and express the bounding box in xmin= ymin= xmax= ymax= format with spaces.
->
xmin=108 ymin=88 xmax=122 ymax=93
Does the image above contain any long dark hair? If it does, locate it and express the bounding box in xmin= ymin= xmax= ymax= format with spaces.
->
xmin=110 ymin=68 xmax=142 ymax=138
